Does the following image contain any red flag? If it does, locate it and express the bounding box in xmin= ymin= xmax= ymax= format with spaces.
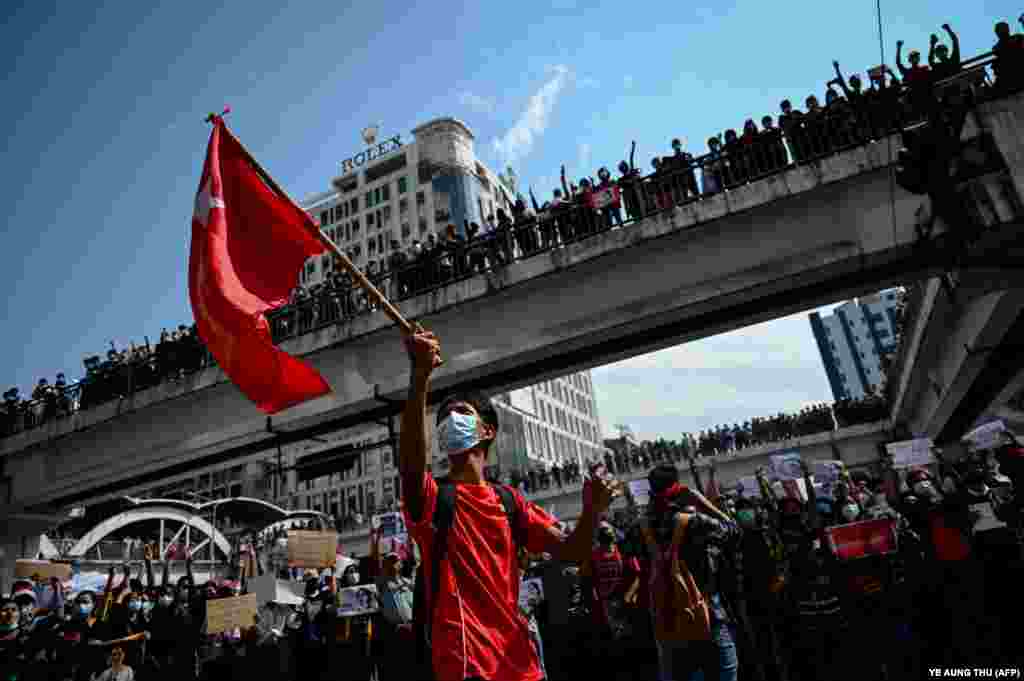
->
xmin=189 ymin=117 xmax=331 ymax=414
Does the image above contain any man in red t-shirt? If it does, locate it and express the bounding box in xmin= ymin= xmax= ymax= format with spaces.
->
xmin=400 ymin=324 xmax=621 ymax=681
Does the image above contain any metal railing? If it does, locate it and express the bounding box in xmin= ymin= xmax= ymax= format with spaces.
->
xmin=1 ymin=52 xmax=1008 ymax=442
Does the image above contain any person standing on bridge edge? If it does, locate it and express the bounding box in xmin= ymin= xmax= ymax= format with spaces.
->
xmin=399 ymin=323 xmax=621 ymax=681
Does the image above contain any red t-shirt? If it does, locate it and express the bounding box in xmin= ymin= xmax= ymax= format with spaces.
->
xmin=404 ymin=474 xmax=559 ymax=681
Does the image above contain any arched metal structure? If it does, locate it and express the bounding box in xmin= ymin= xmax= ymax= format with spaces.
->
xmin=64 ymin=496 xmax=331 ymax=559
xmin=67 ymin=505 xmax=232 ymax=559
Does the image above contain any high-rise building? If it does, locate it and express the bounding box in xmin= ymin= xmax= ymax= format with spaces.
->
xmin=298 ymin=117 xmax=515 ymax=287
xmin=809 ymin=289 xmax=900 ymax=400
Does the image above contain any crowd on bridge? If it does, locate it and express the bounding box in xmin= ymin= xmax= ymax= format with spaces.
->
xmin=269 ymin=15 xmax=1024 ymax=345
xmin=3 ymin=425 xmax=1022 ymax=681
xmin=1 ymin=326 xmax=212 ymax=438
xmin=4 ymin=15 xmax=1023 ymax=441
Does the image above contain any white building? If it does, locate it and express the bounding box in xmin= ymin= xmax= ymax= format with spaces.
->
xmin=298 ymin=118 xmax=516 ymax=287
xmin=809 ymin=289 xmax=900 ymax=400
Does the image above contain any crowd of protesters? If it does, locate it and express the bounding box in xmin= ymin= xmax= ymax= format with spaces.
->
xmin=1 ymin=327 xmax=212 ymax=438
xmin=7 ymin=416 xmax=1019 ymax=680
xmin=270 ymin=16 xmax=1024 ymax=346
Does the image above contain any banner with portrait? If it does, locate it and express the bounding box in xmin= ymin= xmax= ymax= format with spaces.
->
xmin=337 ymin=584 xmax=379 ymax=617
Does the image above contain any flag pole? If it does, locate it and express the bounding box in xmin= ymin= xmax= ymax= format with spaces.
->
xmin=211 ymin=116 xmax=442 ymax=365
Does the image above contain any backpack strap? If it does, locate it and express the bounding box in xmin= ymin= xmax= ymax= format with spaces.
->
xmin=490 ymin=483 xmax=526 ymax=552
xmin=427 ymin=480 xmax=457 ymax=644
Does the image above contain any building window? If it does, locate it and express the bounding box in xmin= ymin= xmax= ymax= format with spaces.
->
xmin=382 ymin=184 xmax=390 ymax=201
xmin=351 ymin=197 xmax=359 ymax=214
xmin=399 ymin=198 xmax=408 ymax=213
xmin=352 ymin=218 xmax=360 ymax=234
xmin=401 ymin=222 xmax=411 ymax=238
xmin=419 ymin=218 xmax=428 ymax=234
xmin=416 ymin=191 xmax=425 ymax=206
xmin=398 ymin=177 xmax=408 ymax=194
xmin=382 ymin=205 xmax=391 ymax=223
xmin=367 ymin=213 xmax=374 ymax=227
xmin=365 ymin=191 xmax=373 ymax=209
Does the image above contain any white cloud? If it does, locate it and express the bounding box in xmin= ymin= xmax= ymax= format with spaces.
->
xmin=577 ymin=142 xmax=592 ymax=171
xmin=623 ymin=75 xmax=634 ymax=90
xmin=578 ymin=76 xmax=600 ymax=89
xmin=458 ymin=92 xmax=496 ymax=115
xmin=492 ymin=65 xmax=572 ymax=165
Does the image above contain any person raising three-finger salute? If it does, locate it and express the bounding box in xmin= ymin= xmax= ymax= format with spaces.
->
xmin=398 ymin=323 xmax=621 ymax=681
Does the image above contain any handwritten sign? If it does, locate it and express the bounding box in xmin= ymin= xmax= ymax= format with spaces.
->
xmin=768 ymin=452 xmax=803 ymax=481
xmin=288 ymin=531 xmax=338 ymax=568
xmin=206 ymin=593 xmax=258 ymax=634
xmin=628 ymin=479 xmax=651 ymax=506
xmin=337 ymin=585 xmax=378 ymax=617
xmin=825 ymin=518 xmax=898 ymax=560
xmin=15 ymin=560 xmax=72 ymax=581
xmin=885 ymin=439 xmax=935 ymax=469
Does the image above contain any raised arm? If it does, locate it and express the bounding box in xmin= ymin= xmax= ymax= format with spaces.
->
xmin=529 ymin=187 xmax=540 ymax=212
xmin=944 ymin=23 xmax=960 ymax=64
xmin=895 ymin=40 xmax=908 ymax=76
xmin=144 ymin=544 xmax=155 ymax=588
xmin=399 ymin=324 xmax=441 ymax=522
xmin=560 ymin=165 xmax=570 ymax=198
xmin=629 ymin=141 xmax=637 ymax=172
xmin=832 ymin=61 xmax=853 ymax=98
xmin=928 ymin=34 xmax=939 ymax=67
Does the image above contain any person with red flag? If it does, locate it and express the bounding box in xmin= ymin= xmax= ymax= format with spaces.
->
xmin=188 ymin=115 xmax=331 ymax=414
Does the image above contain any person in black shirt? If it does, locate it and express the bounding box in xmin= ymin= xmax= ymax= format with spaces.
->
xmin=928 ymin=24 xmax=961 ymax=82
xmin=993 ymin=20 xmax=1024 ymax=93
xmin=778 ymin=99 xmax=806 ymax=164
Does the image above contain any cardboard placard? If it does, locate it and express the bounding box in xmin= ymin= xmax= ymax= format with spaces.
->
xmin=15 ymin=560 xmax=72 ymax=581
xmin=825 ymin=518 xmax=898 ymax=560
xmin=768 ymin=452 xmax=803 ymax=481
xmin=287 ymin=530 xmax=338 ymax=568
xmin=886 ymin=439 xmax=935 ymax=469
xmin=337 ymin=585 xmax=378 ymax=617
xmin=248 ymin=573 xmax=304 ymax=606
xmin=628 ymin=479 xmax=651 ymax=506
xmin=206 ymin=593 xmax=258 ymax=634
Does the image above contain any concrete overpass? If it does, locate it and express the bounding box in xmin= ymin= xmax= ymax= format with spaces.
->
xmin=887 ymin=92 xmax=1024 ymax=444
xmin=4 ymin=93 xmax=1024 ymax=521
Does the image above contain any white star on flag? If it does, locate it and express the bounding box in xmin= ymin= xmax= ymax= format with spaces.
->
xmin=194 ymin=176 xmax=225 ymax=227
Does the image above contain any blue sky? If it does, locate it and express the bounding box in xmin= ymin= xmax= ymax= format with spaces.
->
xmin=1 ymin=0 xmax=1016 ymax=441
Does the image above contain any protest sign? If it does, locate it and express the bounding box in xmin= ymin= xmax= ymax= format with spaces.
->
xmin=287 ymin=531 xmax=337 ymax=568
xmin=249 ymin=573 xmax=304 ymax=606
xmin=768 ymin=452 xmax=803 ymax=481
xmin=735 ymin=476 xmax=760 ymax=499
xmin=962 ymin=420 xmax=1006 ymax=452
xmin=519 ymin=578 xmax=544 ymax=615
xmin=813 ymin=460 xmax=845 ymax=498
xmin=337 ymin=585 xmax=378 ymax=617
xmin=372 ymin=512 xmax=405 ymax=539
xmin=206 ymin=593 xmax=258 ymax=634
xmin=825 ymin=518 xmax=898 ymax=560
xmin=628 ymin=479 xmax=651 ymax=506
xmin=15 ymin=560 xmax=71 ymax=581
xmin=885 ymin=439 xmax=935 ymax=469
xmin=590 ymin=185 xmax=620 ymax=210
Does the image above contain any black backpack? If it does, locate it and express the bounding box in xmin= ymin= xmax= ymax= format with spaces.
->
xmin=412 ymin=480 xmax=526 ymax=658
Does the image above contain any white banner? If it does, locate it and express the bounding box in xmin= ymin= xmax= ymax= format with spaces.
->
xmin=337 ymin=584 xmax=378 ymax=617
